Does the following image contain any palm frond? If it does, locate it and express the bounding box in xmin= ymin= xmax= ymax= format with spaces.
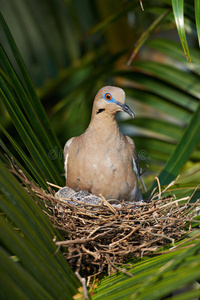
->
xmin=0 ymin=1 xmax=200 ymax=299
xmin=93 ymin=233 xmax=200 ymax=299
xmin=0 ymin=161 xmax=79 ymax=299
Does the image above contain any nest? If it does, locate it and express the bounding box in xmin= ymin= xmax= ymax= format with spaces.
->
xmin=10 ymin=163 xmax=200 ymax=277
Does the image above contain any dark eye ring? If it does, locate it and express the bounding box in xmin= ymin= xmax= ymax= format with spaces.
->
xmin=105 ymin=93 xmax=111 ymax=100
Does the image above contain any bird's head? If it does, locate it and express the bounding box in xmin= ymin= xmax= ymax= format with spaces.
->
xmin=92 ymin=86 xmax=135 ymax=118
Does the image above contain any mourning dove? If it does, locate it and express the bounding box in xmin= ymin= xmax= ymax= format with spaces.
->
xmin=64 ymin=86 xmax=142 ymax=201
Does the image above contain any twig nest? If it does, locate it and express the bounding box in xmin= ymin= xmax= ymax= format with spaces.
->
xmin=9 ymin=160 xmax=199 ymax=277
xmin=42 ymin=185 xmax=198 ymax=276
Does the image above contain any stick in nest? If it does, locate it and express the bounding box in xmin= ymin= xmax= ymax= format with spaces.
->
xmin=8 ymin=162 xmax=200 ymax=276
xmin=75 ymin=272 xmax=89 ymax=300
xmin=99 ymin=194 xmax=117 ymax=215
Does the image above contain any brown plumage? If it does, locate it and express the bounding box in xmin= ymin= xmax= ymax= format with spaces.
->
xmin=64 ymin=86 xmax=142 ymax=201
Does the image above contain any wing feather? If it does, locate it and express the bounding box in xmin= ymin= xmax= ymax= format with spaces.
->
xmin=63 ymin=137 xmax=74 ymax=179
xmin=125 ymin=136 xmax=141 ymax=178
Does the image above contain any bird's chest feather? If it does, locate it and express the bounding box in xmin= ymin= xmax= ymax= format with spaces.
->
xmin=71 ymin=135 xmax=132 ymax=178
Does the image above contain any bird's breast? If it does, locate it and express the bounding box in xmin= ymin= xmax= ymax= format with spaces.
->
xmin=65 ymin=135 xmax=136 ymax=199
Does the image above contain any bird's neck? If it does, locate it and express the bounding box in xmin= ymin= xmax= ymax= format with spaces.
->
xmin=87 ymin=112 xmax=121 ymax=140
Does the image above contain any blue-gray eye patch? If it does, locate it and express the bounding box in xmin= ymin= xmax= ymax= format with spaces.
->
xmin=102 ymin=92 xmax=135 ymax=118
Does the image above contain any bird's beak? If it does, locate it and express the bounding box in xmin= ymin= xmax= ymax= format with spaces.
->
xmin=117 ymin=102 xmax=135 ymax=118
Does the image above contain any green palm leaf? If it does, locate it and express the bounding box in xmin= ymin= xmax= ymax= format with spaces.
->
xmin=0 ymin=13 xmax=64 ymax=186
xmin=0 ymin=124 xmax=47 ymax=187
xmin=1 ymin=1 xmax=200 ymax=299
xmin=195 ymin=0 xmax=200 ymax=46
xmin=0 ymin=161 xmax=79 ymax=299
xmin=0 ymin=12 xmax=62 ymax=152
xmin=93 ymin=234 xmax=200 ymax=299
xmin=157 ymin=100 xmax=200 ymax=186
xmin=171 ymin=0 xmax=191 ymax=61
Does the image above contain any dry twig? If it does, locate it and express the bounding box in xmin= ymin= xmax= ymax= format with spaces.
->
xmin=9 ymin=161 xmax=200 ymax=276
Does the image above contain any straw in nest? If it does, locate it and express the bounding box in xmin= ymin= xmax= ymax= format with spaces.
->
xmin=10 ymin=164 xmax=200 ymax=278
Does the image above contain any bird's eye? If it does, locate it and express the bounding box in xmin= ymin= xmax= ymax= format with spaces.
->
xmin=105 ymin=93 xmax=111 ymax=100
